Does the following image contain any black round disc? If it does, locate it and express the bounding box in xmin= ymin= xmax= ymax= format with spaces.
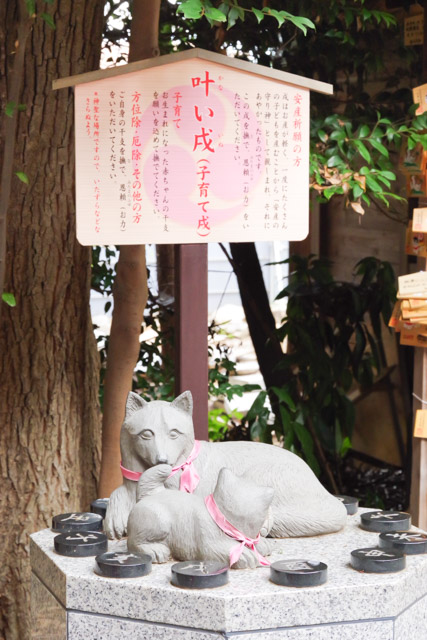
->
xmin=270 ymin=560 xmax=328 ymax=588
xmin=54 ymin=531 xmax=108 ymax=557
xmin=360 ymin=510 xmax=411 ymax=533
xmin=350 ymin=547 xmax=405 ymax=573
xmin=95 ymin=551 xmax=152 ymax=578
xmin=90 ymin=499 xmax=109 ymax=519
xmin=379 ymin=531 xmax=427 ymax=555
xmin=171 ymin=561 xmax=229 ymax=589
xmin=335 ymin=495 xmax=359 ymax=515
xmin=52 ymin=512 xmax=103 ymax=533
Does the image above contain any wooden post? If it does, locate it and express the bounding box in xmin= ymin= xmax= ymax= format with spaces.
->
xmin=409 ymin=0 xmax=427 ymax=527
xmin=410 ymin=340 xmax=427 ymax=526
xmin=174 ymin=244 xmax=209 ymax=440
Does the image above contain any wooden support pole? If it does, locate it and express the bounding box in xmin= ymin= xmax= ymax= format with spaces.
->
xmin=174 ymin=244 xmax=209 ymax=440
xmin=409 ymin=0 xmax=427 ymax=527
xmin=410 ymin=341 xmax=427 ymax=526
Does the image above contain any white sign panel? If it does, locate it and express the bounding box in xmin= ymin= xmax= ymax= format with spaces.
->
xmin=75 ymin=58 xmax=310 ymax=245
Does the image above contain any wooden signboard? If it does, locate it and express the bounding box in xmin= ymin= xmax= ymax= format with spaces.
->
xmin=54 ymin=49 xmax=332 ymax=247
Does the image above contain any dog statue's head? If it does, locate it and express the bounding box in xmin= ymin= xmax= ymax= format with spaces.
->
xmin=120 ymin=391 xmax=195 ymax=469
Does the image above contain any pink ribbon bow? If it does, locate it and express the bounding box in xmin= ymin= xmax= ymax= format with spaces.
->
xmin=120 ymin=440 xmax=201 ymax=493
xmin=168 ymin=440 xmax=201 ymax=493
xmin=204 ymin=493 xmax=270 ymax=567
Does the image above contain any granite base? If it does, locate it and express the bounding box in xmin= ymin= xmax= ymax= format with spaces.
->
xmin=30 ymin=509 xmax=427 ymax=639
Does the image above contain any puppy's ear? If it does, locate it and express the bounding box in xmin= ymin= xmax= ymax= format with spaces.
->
xmin=125 ymin=391 xmax=147 ymax=417
xmin=171 ymin=391 xmax=193 ymax=416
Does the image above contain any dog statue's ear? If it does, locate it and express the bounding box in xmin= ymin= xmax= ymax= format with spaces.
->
xmin=171 ymin=391 xmax=193 ymax=416
xmin=125 ymin=391 xmax=147 ymax=417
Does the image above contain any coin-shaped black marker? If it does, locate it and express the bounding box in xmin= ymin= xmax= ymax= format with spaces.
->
xmin=379 ymin=531 xmax=427 ymax=555
xmin=54 ymin=531 xmax=108 ymax=557
xmin=95 ymin=551 xmax=152 ymax=578
xmin=52 ymin=512 xmax=103 ymax=533
xmin=335 ymin=495 xmax=359 ymax=515
xmin=270 ymin=560 xmax=328 ymax=587
xmin=90 ymin=499 xmax=109 ymax=519
xmin=350 ymin=547 xmax=405 ymax=573
xmin=360 ymin=510 xmax=411 ymax=533
xmin=171 ymin=561 xmax=229 ymax=589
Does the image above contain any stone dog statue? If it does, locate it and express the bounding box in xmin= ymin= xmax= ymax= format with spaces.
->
xmin=127 ymin=465 xmax=275 ymax=568
xmin=105 ymin=391 xmax=346 ymax=540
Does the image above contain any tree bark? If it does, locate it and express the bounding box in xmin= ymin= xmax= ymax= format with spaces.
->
xmin=97 ymin=0 xmax=161 ymax=498
xmin=0 ymin=2 xmax=104 ymax=638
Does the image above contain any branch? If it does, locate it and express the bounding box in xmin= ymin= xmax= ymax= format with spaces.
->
xmin=98 ymin=0 xmax=161 ymax=498
xmin=371 ymin=198 xmax=408 ymax=225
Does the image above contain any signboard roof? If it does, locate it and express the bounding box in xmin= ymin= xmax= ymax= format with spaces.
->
xmin=53 ymin=47 xmax=333 ymax=96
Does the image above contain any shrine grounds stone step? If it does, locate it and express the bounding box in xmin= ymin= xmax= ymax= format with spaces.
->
xmin=30 ymin=508 xmax=427 ymax=639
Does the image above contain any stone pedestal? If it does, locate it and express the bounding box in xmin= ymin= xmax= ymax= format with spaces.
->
xmin=30 ymin=509 xmax=427 ymax=639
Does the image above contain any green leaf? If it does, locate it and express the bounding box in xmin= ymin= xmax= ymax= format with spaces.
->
xmin=365 ymin=174 xmax=382 ymax=193
xmin=358 ymin=124 xmax=370 ymax=138
xmin=25 ymin=0 xmax=35 ymax=15
xmin=41 ymin=12 xmax=55 ymax=29
xmin=379 ymin=170 xmax=396 ymax=181
xmin=329 ymin=130 xmax=345 ymax=141
xmin=326 ymin=155 xmax=343 ymax=168
xmin=288 ymin=15 xmax=316 ymax=35
xmin=272 ymin=386 xmax=296 ymax=411
xmin=343 ymin=9 xmax=354 ymax=27
xmin=318 ymin=129 xmax=327 ymax=142
xmin=368 ymin=138 xmax=389 ymax=157
xmin=341 ymin=436 xmax=352 ymax=457
xmin=205 ymin=7 xmax=227 ymax=22
xmin=279 ymin=405 xmax=291 ymax=434
xmin=252 ymin=8 xmax=264 ymax=23
xmin=268 ymin=9 xmax=286 ymax=27
xmin=177 ymin=0 xmax=203 ymax=19
xmin=217 ymin=2 xmax=229 ymax=17
xmin=324 ymin=186 xmax=343 ymax=199
xmin=2 ymin=292 xmax=16 ymax=307
xmin=293 ymin=420 xmax=320 ymax=475
xmin=353 ymin=139 xmax=371 ymax=163
xmin=15 ymin=171 xmax=29 ymax=184
xmin=353 ymin=184 xmax=364 ymax=199
xmin=227 ymin=7 xmax=240 ymax=28
xmin=246 ymin=390 xmax=267 ymax=422
xmin=5 ymin=101 xmax=16 ymax=117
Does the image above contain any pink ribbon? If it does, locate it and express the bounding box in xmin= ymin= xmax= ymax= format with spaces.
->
xmin=168 ymin=440 xmax=201 ymax=493
xmin=120 ymin=462 xmax=142 ymax=482
xmin=119 ymin=440 xmax=201 ymax=492
xmin=204 ymin=493 xmax=270 ymax=567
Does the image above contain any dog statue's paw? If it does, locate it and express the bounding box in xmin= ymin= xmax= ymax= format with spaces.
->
xmin=233 ymin=547 xmax=259 ymax=569
xmin=256 ymin=536 xmax=274 ymax=557
xmin=135 ymin=543 xmax=171 ymax=564
xmin=104 ymin=484 xmax=135 ymax=540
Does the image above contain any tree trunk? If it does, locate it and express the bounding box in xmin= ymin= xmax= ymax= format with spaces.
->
xmin=97 ymin=0 xmax=161 ymax=498
xmin=228 ymin=242 xmax=287 ymax=421
xmin=0 ymin=2 xmax=104 ymax=638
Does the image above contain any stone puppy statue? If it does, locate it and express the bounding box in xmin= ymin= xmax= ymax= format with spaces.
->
xmin=105 ymin=391 xmax=347 ymax=540
xmin=127 ymin=465 xmax=275 ymax=568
